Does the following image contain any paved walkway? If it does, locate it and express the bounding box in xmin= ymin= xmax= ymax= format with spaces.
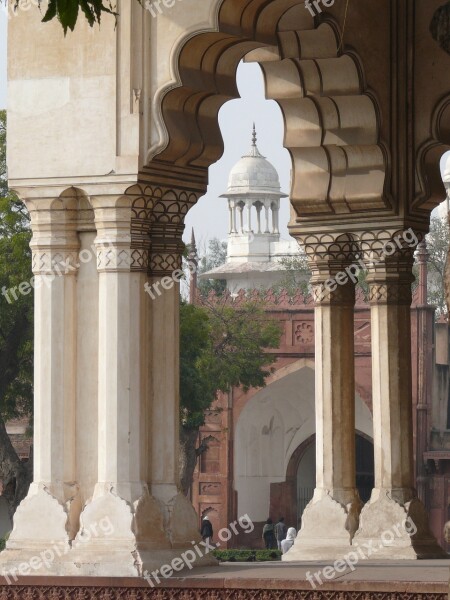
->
xmin=187 ymin=560 xmax=450 ymax=583
xmin=1 ymin=562 xmax=449 ymax=599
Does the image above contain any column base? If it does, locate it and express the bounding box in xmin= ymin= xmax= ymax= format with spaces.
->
xmin=283 ymin=489 xmax=362 ymax=561
xmin=0 ymin=486 xmax=217 ymax=578
xmin=2 ymin=483 xmax=71 ymax=552
xmin=151 ymin=484 xmax=203 ymax=549
xmin=353 ymin=489 xmax=446 ymax=559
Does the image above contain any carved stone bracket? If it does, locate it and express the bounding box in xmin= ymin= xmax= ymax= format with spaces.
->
xmin=141 ymin=162 xmax=208 ymax=277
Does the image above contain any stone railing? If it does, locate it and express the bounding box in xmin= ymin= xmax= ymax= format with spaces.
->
xmin=196 ymin=285 xmax=423 ymax=309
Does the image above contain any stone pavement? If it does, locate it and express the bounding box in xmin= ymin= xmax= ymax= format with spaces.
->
xmin=190 ymin=559 xmax=450 ymax=581
xmin=0 ymin=560 xmax=449 ymax=599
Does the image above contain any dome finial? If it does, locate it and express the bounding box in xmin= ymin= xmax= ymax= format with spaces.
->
xmin=252 ymin=123 xmax=257 ymax=147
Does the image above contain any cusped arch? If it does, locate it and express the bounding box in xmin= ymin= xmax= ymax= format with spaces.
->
xmin=149 ymin=1 xmax=386 ymax=219
xmin=415 ymin=94 xmax=450 ymax=212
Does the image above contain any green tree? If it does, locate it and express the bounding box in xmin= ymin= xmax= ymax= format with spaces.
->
xmin=36 ymin=0 xmax=117 ymax=34
xmin=431 ymin=1 xmax=450 ymax=55
xmin=0 ymin=110 xmax=34 ymax=516
xmin=276 ymin=253 xmax=311 ymax=295
xmin=197 ymin=237 xmax=227 ymax=296
xmin=427 ymin=215 xmax=449 ymax=316
xmin=179 ymin=299 xmax=281 ymax=495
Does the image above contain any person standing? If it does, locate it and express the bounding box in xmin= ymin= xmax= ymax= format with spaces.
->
xmin=274 ymin=517 xmax=287 ymax=550
xmin=201 ymin=515 xmax=213 ymax=545
xmin=262 ymin=518 xmax=276 ymax=549
xmin=281 ymin=527 xmax=297 ymax=554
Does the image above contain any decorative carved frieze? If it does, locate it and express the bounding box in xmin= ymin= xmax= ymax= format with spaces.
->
xmin=368 ymin=283 xmax=413 ymax=306
xmin=129 ymin=187 xmax=155 ymax=272
xmin=31 ymin=251 xmax=79 ymax=276
xmin=96 ymin=248 xmax=132 ymax=272
xmin=0 ymin=585 xmax=445 ymax=600
xmin=312 ymin=281 xmax=356 ymax=306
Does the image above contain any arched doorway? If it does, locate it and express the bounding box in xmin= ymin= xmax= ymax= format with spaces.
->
xmin=235 ymin=360 xmax=374 ymax=529
xmin=296 ymin=434 xmax=374 ymax=528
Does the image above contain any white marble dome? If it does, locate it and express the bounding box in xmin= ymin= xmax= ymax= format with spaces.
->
xmin=226 ymin=127 xmax=285 ymax=197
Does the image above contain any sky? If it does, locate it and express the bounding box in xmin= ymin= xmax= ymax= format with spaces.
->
xmin=183 ymin=62 xmax=292 ymax=249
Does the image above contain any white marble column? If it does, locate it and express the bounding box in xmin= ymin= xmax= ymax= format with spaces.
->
xmin=354 ymin=244 xmax=444 ymax=557
xmin=72 ymin=194 xmax=167 ymax=575
xmin=264 ymin=203 xmax=270 ymax=233
xmin=238 ymin=204 xmax=244 ymax=233
xmin=285 ymin=247 xmax=361 ymax=560
xmin=148 ymin=219 xmax=203 ymax=549
xmin=272 ymin=205 xmax=280 ymax=234
xmin=246 ymin=201 xmax=252 ymax=233
xmin=255 ymin=203 xmax=262 ymax=234
xmin=4 ymin=194 xmax=80 ymax=557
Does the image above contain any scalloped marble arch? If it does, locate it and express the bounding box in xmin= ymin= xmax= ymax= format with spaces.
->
xmin=148 ymin=0 xmax=387 ymax=220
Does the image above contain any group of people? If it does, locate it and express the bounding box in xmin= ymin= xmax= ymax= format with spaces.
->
xmin=262 ymin=517 xmax=296 ymax=554
xmin=201 ymin=514 xmax=297 ymax=556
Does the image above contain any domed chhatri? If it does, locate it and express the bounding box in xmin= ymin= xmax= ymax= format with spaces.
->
xmin=226 ymin=124 xmax=286 ymax=197
xmin=221 ymin=125 xmax=288 ymax=237
xmin=202 ymin=125 xmax=300 ymax=293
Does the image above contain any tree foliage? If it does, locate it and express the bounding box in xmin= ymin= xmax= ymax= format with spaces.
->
xmin=427 ymin=215 xmax=449 ymax=316
xmin=430 ymin=1 xmax=450 ymax=55
xmin=180 ymin=299 xmax=281 ymax=429
xmin=0 ymin=111 xmax=34 ymax=515
xmin=276 ymin=253 xmax=311 ymax=295
xmin=197 ymin=238 xmax=227 ymax=296
xmin=179 ymin=299 xmax=282 ymax=494
xmin=29 ymin=0 xmax=117 ymax=34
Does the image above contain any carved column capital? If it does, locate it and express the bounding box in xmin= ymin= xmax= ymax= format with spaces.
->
xmin=92 ymin=197 xmax=133 ymax=275
xmin=27 ymin=199 xmax=80 ymax=277
xmin=362 ymin=244 xmax=416 ymax=307
xmin=295 ymin=232 xmax=359 ymax=306
xmin=357 ymin=228 xmax=420 ymax=306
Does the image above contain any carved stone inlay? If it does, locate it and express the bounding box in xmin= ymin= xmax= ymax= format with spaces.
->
xmin=199 ymin=482 xmax=221 ymax=495
xmin=97 ymin=248 xmax=132 ymax=272
xmin=312 ymin=282 xmax=355 ymax=306
xmin=32 ymin=251 xmax=79 ymax=276
xmin=294 ymin=322 xmax=314 ymax=344
xmin=368 ymin=283 xmax=413 ymax=306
